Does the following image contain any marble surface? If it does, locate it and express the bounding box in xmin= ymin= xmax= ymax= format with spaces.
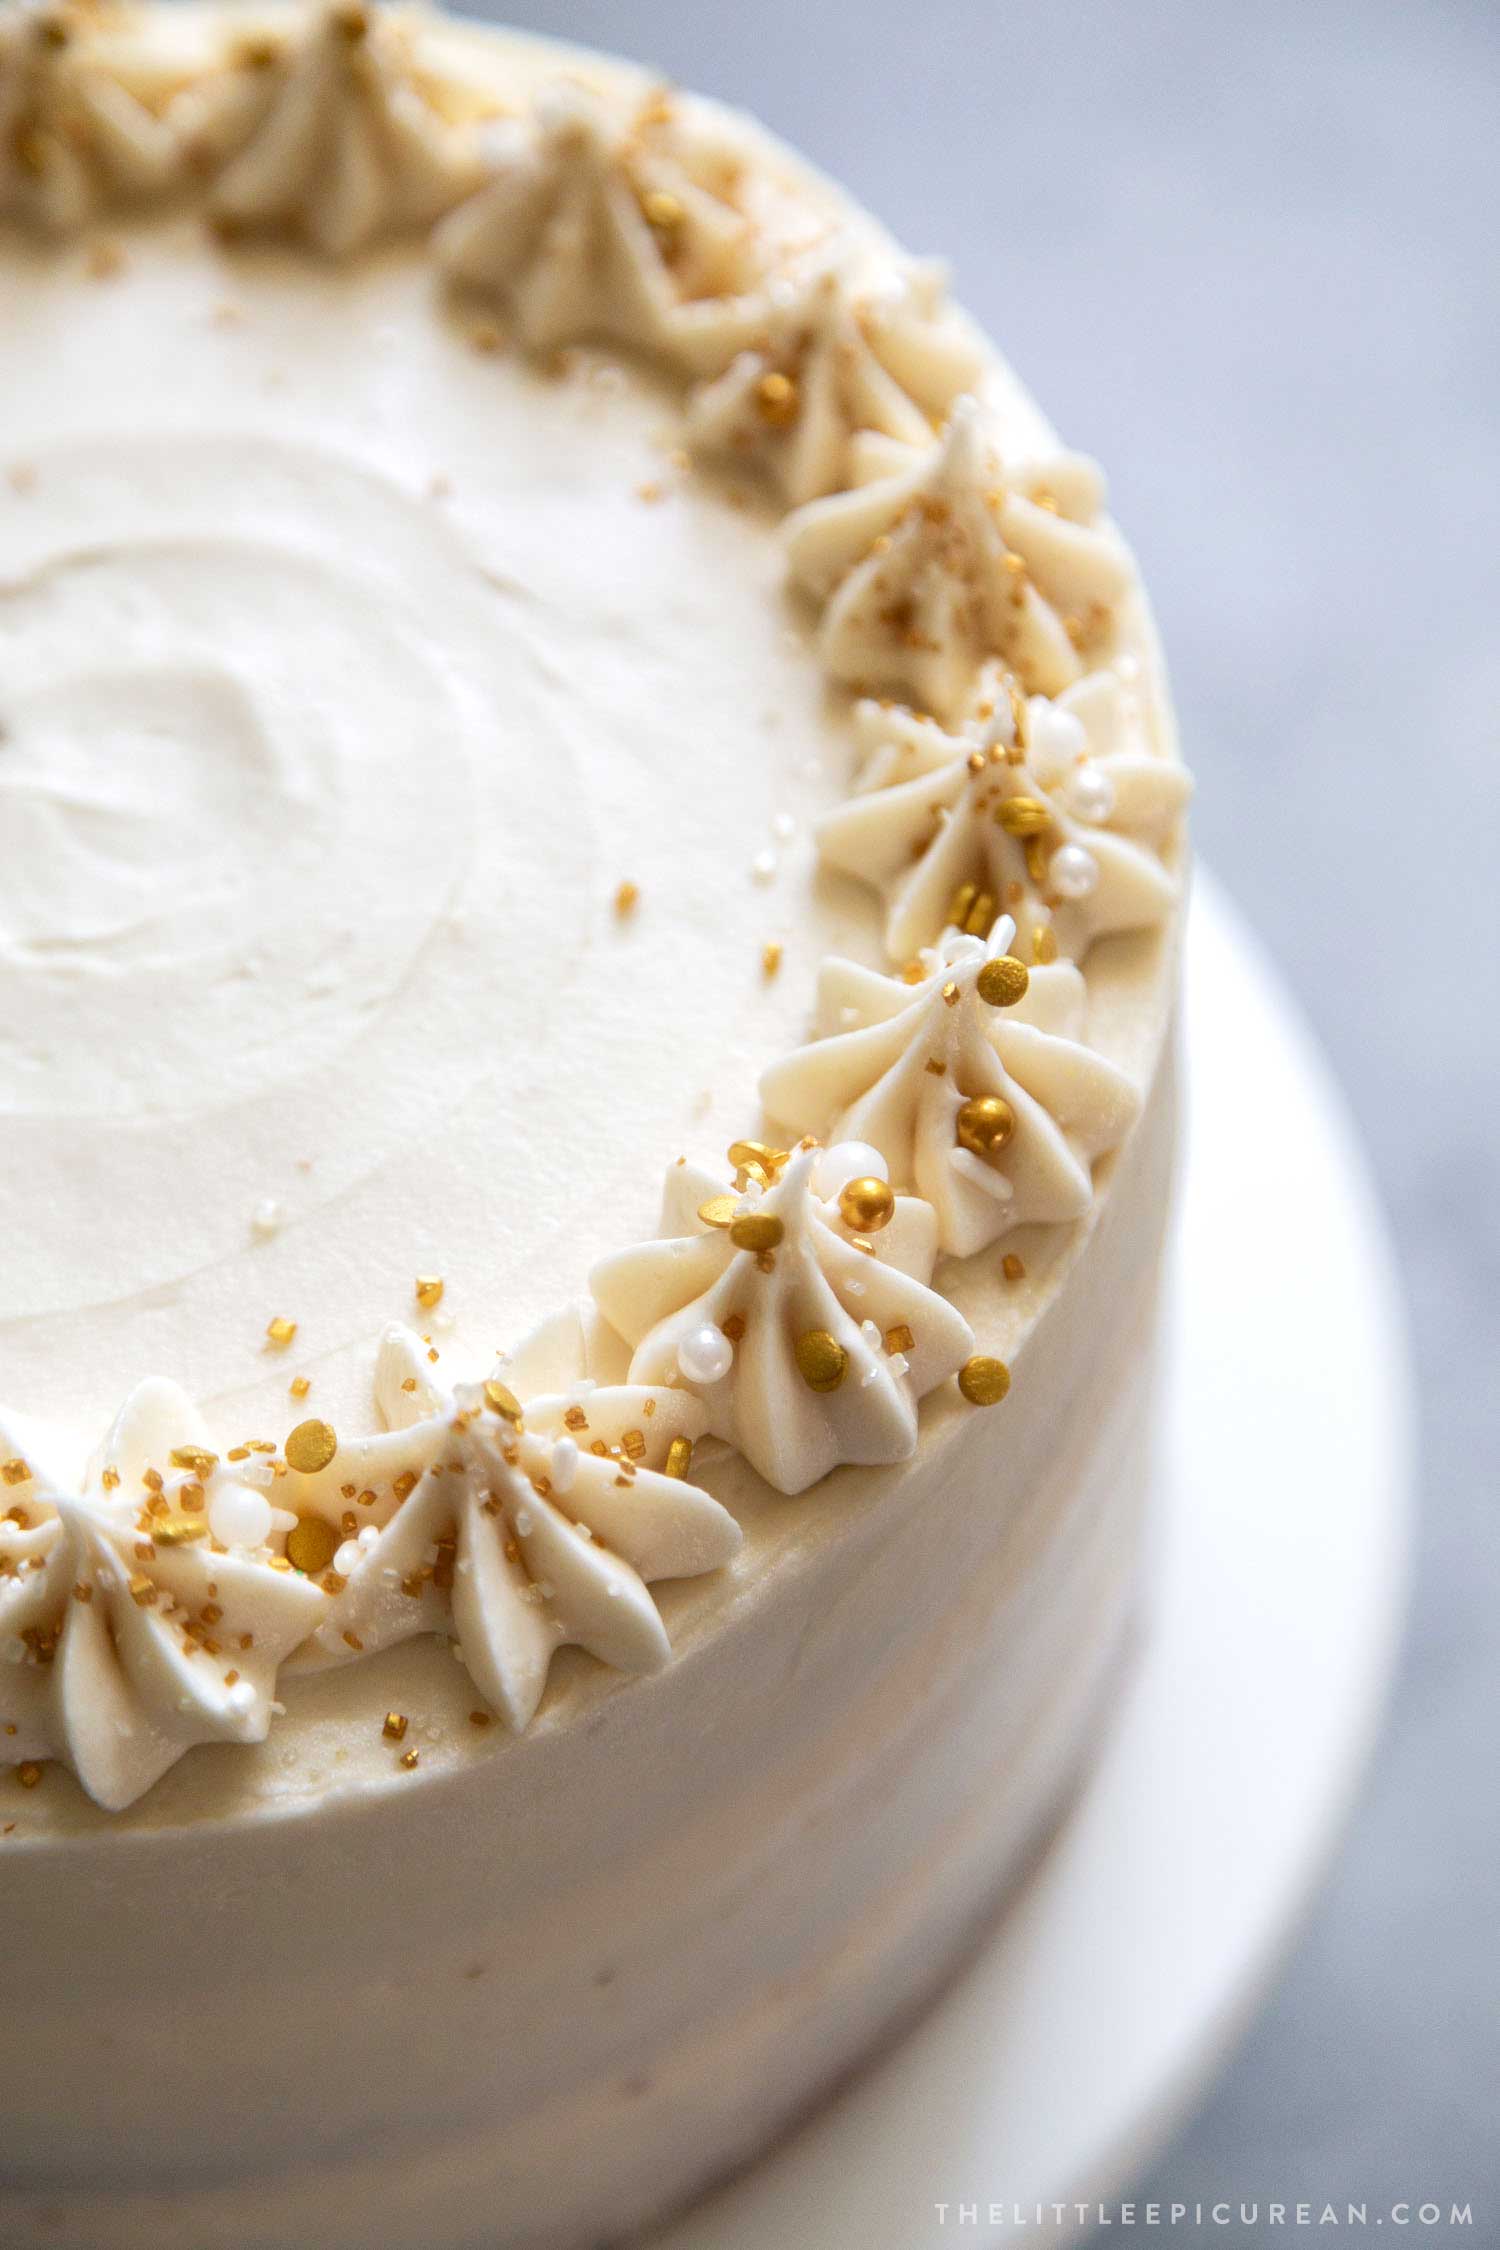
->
xmin=475 ymin=0 xmax=1499 ymax=2231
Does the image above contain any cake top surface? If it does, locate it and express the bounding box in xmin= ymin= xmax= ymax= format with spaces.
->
xmin=0 ymin=0 xmax=1188 ymax=1829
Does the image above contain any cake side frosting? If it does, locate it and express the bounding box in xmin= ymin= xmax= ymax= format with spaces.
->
xmin=0 ymin=0 xmax=1189 ymax=1818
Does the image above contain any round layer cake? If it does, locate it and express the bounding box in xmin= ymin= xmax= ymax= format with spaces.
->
xmin=0 ymin=6 xmax=1190 ymax=2245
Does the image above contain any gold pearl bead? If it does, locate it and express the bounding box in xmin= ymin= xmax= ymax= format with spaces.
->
xmin=957 ymin=1355 xmax=1011 ymax=1407
xmin=285 ymin=1515 xmax=340 ymax=1574
xmin=976 ymin=955 xmax=1030 ymax=1008
xmin=956 ymin=1094 xmax=1015 ymax=1158
xmin=794 ymin=1329 xmax=848 ymax=1393
xmin=729 ymin=1212 xmax=784 ymax=1252
xmin=838 ymin=1176 xmax=895 ymax=1231
xmin=755 ymin=370 xmax=799 ymax=426
xmin=284 ymin=1418 xmax=338 ymax=1475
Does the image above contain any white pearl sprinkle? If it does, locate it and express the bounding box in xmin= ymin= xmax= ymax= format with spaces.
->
xmin=1050 ymin=842 xmax=1100 ymax=900
xmin=1028 ymin=703 xmax=1089 ymax=765
xmin=333 ymin=1539 xmax=362 ymax=1577
xmin=815 ymin=1141 xmax=889 ymax=1200
xmin=677 ymin=1322 xmax=734 ymax=1386
xmin=1068 ymin=765 xmax=1116 ymax=824
xmin=750 ymin=849 xmax=777 ymax=885
xmin=251 ymin=1199 xmax=283 ymax=1239
xmin=207 ymin=1484 xmax=274 ymax=1551
xmin=771 ymin=811 xmax=796 ymax=842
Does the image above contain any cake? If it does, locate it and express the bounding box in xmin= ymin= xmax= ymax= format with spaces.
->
xmin=0 ymin=6 xmax=1191 ymax=2245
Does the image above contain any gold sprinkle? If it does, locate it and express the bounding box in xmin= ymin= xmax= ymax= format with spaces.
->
xmin=1032 ymin=925 xmax=1059 ymax=965
xmin=697 ymin=1193 xmax=741 ymax=1230
xmin=640 ymin=187 xmax=684 ymax=231
xmin=563 ymin=1405 xmax=588 ymax=1433
xmin=721 ymin=1312 xmax=747 ymax=1344
xmin=956 ymin=1094 xmax=1015 ymax=1158
xmin=284 ymin=1419 xmax=338 ymax=1475
xmin=614 ymin=880 xmax=640 ymax=919
xmin=100 ymin=1467 xmax=119 ymax=1490
xmin=729 ymin=1212 xmax=784 ymax=1253
xmin=399 ymin=1748 xmax=420 ymax=1770
xmin=620 ymin=1429 xmax=646 ymax=1463
xmin=976 ymin=955 xmax=1030 ymax=1008
xmin=947 ymin=881 xmax=979 ymax=929
xmin=484 ymin=1379 xmax=522 ymax=1423
xmin=289 ymin=1376 xmax=311 ymax=1400
xmin=1 ymin=1461 xmax=30 ymax=1488
xmin=415 ymin=1276 xmax=445 ymax=1310
xmin=153 ymin=1514 xmax=208 ymax=1548
xmin=16 ymin=1762 xmax=42 ymax=1790
xmin=265 ymin=1316 xmax=298 ymax=1349
xmin=286 ymin=1516 xmax=339 ymax=1574
xmin=996 ymin=796 xmax=1052 ymax=838
xmin=663 ymin=1434 xmax=693 ymax=1480
xmin=958 ymin=1355 xmax=1011 ymax=1406
xmin=964 ymin=890 xmax=997 ymax=939
xmin=469 ymin=1708 xmax=493 ymax=1728
xmin=762 ymin=940 xmax=783 ymax=978
xmin=128 ymin=1574 xmax=157 ymax=1608
xmin=1002 ymin=1253 xmax=1026 ymax=1282
xmin=838 ymin=1177 xmax=895 ymax=1232
xmin=794 ymin=1329 xmax=847 ymax=1394
xmin=941 ymin=979 xmax=961 ymax=1007
xmin=343 ymin=1629 xmax=365 ymax=1651
xmin=726 ymin=1139 xmax=789 ymax=1177
xmin=392 ymin=1470 xmax=419 ymax=1503
xmin=383 ymin=1711 xmax=409 ymax=1743
xmin=755 ymin=369 xmax=799 ymax=427
xmin=169 ymin=1446 xmax=216 ymax=1476
xmin=884 ymin=1323 xmax=914 ymax=1355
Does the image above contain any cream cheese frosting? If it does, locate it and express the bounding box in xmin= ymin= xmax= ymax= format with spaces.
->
xmin=0 ymin=11 xmax=1187 ymax=2244
xmin=0 ymin=0 xmax=1186 ymax=1825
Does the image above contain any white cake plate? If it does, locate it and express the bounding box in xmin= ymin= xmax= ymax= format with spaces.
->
xmin=655 ymin=872 xmax=1417 ymax=2249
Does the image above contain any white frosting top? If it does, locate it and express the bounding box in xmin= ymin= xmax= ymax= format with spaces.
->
xmin=0 ymin=1 xmax=1189 ymax=1811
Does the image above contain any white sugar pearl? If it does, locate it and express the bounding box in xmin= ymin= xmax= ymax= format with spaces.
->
xmin=678 ymin=1322 xmax=734 ymax=1385
xmin=750 ymin=849 xmax=777 ymax=884
xmin=550 ymin=1436 xmax=580 ymax=1494
xmin=1050 ymin=843 xmax=1100 ymax=900
xmin=1068 ymin=765 xmax=1116 ymax=824
xmin=208 ymin=1484 xmax=274 ymax=1550
xmin=1029 ymin=704 xmax=1089 ymax=762
xmin=816 ymin=1141 xmax=889 ymax=1200
xmin=251 ymin=1199 xmax=283 ymax=1239
xmin=225 ymin=1679 xmax=257 ymax=1718
xmin=333 ymin=1540 xmax=362 ymax=1577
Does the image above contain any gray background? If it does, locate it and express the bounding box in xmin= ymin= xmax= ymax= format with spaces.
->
xmin=470 ymin=0 xmax=1500 ymax=2232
